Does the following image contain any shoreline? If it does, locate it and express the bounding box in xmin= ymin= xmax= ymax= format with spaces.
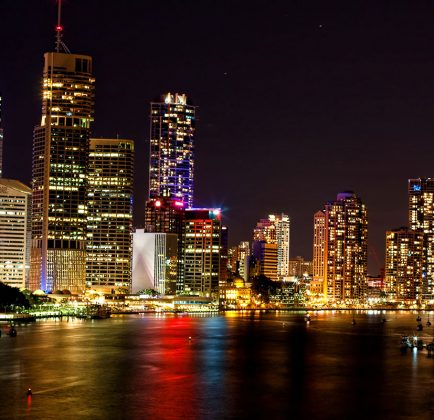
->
xmin=0 ymin=307 xmax=431 ymax=321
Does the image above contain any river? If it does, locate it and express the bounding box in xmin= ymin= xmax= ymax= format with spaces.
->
xmin=1 ymin=311 xmax=433 ymax=419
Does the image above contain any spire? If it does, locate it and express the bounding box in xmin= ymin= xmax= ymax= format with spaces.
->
xmin=55 ymin=0 xmax=70 ymax=53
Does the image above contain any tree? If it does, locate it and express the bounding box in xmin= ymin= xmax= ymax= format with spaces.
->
xmin=0 ymin=282 xmax=30 ymax=311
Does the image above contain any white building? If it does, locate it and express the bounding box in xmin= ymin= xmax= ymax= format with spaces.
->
xmin=0 ymin=179 xmax=32 ymax=288
xmin=132 ymin=229 xmax=177 ymax=295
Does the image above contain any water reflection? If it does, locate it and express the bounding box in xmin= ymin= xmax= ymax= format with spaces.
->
xmin=1 ymin=312 xmax=434 ymax=419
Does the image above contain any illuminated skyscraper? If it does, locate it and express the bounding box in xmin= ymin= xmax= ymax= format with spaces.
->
xmin=322 ymin=191 xmax=368 ymax=302
xmin=311 ymin=210 xmax=326 ymax=295
xmin=0 ymin=94 xmax=4 ymax=177
xmin=0 ymin=179 xmax=32 ymax=288
xmin=253 ymin=213 xmax=290 ymax=279
xmin=180 ymin=208 xmax=221 ymax=297
xmin=86 ymin=138 xmax=134 ymax=293
xmin=149 ymin=93 xmax=195 ymax=207
xmin=30 ymin=51 xmax=95 ymax=293
xmin=385 ymin=227 xmax=423 ymax=301
xmin=408 ymin=178 xmax=434 ymax=299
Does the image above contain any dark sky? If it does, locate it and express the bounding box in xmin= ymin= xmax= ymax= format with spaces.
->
xmin=2 ymin=0 xmax=434 ymax=274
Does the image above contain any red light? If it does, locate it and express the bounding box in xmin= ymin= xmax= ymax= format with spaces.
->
xmin=56 ymin=25 xmax=63 ymax=31
xmin=155 ymin=200 xmax=161 ymax=207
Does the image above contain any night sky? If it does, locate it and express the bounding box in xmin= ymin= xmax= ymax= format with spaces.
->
xmin=2 ymin=0 xmax=434 ymax=274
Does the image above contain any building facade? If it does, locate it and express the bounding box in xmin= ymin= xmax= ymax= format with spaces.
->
xmin=179 ymin=208 xmax=221 ymax=297
xmin=0 ymin=94 xmax=3 ymax=177
xmin=385 ymin=227 xmax=423 ymax=302
xmin=322 ymin=191 xmax=368 ymax=302
xmin=0 ymin=179 xmax=32 ymax=289
xmin=132 ymin=229 xmax=178 ymax=295
xmin=86 ymin=138 xmax=134 ymax=293
xmin=253 ymin=213 xmax=290 ymax=280
xmin=30 ymin=52 xmax=95 ymax=293
xmin=149 ymin=93 xmax=196 ymax=207
xmin=408 ymin=178 xmax=434 ymax=299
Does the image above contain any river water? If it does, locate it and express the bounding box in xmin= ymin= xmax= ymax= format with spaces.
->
xmin=1 ymin=311 xmax=434 ymax=419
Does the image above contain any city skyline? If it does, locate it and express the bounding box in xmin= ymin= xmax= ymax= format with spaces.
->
xmin=3 ymin=1 xmax=434 ymax=273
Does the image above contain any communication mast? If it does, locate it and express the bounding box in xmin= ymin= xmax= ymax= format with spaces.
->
xmin=55 ymin=0 xmax=71 ymax=53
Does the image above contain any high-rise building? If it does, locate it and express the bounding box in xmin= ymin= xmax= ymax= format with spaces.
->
xmin=179 ymin=208 xmax=221 ymax=297
xmin=86 ymin=138 xmax=134 ymax=293
xmin=30 ymin=51 xmax=95 ymax=293
xmin=408 ymin=178 xmax=434 ymax=299
xmin=252 ymin=241 xmax=278 ymax=281
xmin=144 ymin=197 xmax=185 ymax=234
xmin=288 ymin=256 xmax=313 ymax=278
xmin=312 ymin=210 xmax=326 ymax=294
xmin=0 ymin=94 xmax=4 ymax=177
xmin=385 ymin=227 xmax=423 ymax=301
xmin=0 ymin=179 xmax=32 ymax=289
xmin=149 ymin=93 xmax=196 ymax=207
xmin=321 ymin=191 xmax=368 ymax=302
xmin=253 ymin=213 xmax=290 ymax=279
xmin=219 ymin=225 xmax=230 ymax=285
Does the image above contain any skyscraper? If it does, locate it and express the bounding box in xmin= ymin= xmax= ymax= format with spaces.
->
xmin=321 ymin=191 xmax=368 ymax=302
xmin=253 ymin=213 xmax=290 ymax=280
xmin=86 ymin=138 xmax=134 ymax=293
xmin=149 ymin=93 xmax=196 ymax=207
xmin=385 ymin=227 xmax=423 ymax=301
xmin=0 ymin=179 xmax=32 ymax=289
xmin=30 ymin=50 xmax=95 ymax=293
xmin=179 ymin=208 xmax=221 ymax=297
xmin=312 ymin=210 xmax=326 ymax=295
xmin=0 ymin=94 xmax=4 ymax=177
xmin=408 ymin=178 xmax=434 ymax=299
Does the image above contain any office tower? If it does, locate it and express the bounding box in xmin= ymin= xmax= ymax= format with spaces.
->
xmin=311 ymin=210 xmax=326 ymax=295
xmin=385 ymin=227 xmax=423 ymax=301
xmin=252 ymin=241 xmax=278 ymax=280
xmin=288 ymin=256 xmax=313 ymax=278
xmin=253 ymin=213 xmax=290 ymax=279
xmin=149 ymin=93 xmax=196 ymax=207
xmin=219 ymin=225 xmax=229 ymax=284
xmin=322 ymin=191 xmax=368 ymax=302
xmin=86 ymin=138 xmax=134 ymax=293
xmin=408 ymin=178 xmax=434 ymax=299
xmin=0 ymin=179 xmax=32 ymax=288
xmin=0 ymin=94 xmax=3 ymax=177
xmin=144 ymin=197 xmax=185 ymax=234
xmin=237 ymin=241 xmax=250 ymax=282
xmin=132 ymin=229 xmax=178 ymax=295
xmin=180 ymin=208 xmax=221 ymax=297
xmin=30 ymin=50 xmax=95 ymax=293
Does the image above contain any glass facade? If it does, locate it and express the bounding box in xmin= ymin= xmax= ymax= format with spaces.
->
xmin=149 ymin=93 xmax=195 ymax=207
xmin=86 ymin=138 xmax=134 ymax=293
xmin=30 ymin=52 xmax=95 ymax=293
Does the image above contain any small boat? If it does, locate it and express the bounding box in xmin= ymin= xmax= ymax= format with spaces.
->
xmin=86 ymin=304 xmax=111 ymax=319
xmin=8 ymin=327 xmax=17 ymax=337
xmin=417 ymin=323 xmax=423 ymax=332
xmin=304 ymin=313 xmax=311 ymax=322
xmin=416 ymin=316 xmax=422 ymax=322
xmin=400 ymin=335 xmax=412 ymax=349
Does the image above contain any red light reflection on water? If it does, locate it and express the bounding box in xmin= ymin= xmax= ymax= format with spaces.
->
xmin=130 ymin=316 xmax=199 ymax=418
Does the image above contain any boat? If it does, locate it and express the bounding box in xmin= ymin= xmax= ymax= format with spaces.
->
xmin=400 ymin=335 xmax=412 ymax=349
xmin=86 ymin=305 xmax=111 ymax=319
xmin=416 ymin=316 xmax=422 ymax=322
xmin=8 ymin=326 xmax=17 ymax=337
xmin=417 ymin=323 xmax=423 ymax=332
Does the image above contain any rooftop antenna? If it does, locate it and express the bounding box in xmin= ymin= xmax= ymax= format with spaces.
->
xmin=55 ymin=0 xmax=71 ymax=53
